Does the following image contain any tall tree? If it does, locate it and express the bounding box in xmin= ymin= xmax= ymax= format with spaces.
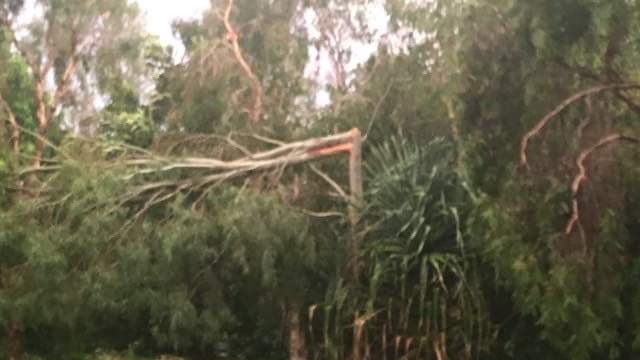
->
xmin=0 ymin=0 xmax=142 ymax=167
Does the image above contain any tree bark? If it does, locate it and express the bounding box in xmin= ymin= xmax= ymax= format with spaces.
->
xmin=348 ymin=128 xmax=363 ymax=281
xmin=287 ymin=302 xmax=308 ymax=360
xmin=7 ymin=320 xmax=24 ymax=360
xmin=33 ymin=81 xmax=50 ymax=168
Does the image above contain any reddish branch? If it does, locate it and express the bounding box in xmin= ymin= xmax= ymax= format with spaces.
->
xmin=221 ymin=0 xmax=263 ymax=122
xmin=520 ymin=83 xmax=640 ymax=167
xmin=565 ymin=133 xmax=640 ymax=235
xmin=309 ymin=142 xmax=352 ymax=156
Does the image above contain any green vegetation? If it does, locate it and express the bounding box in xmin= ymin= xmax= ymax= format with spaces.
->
xmin=1 ymin=0 xmax=640 ymax=359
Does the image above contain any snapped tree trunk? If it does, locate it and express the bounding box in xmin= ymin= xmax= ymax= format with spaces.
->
xmin=348 ymin=128 xmax=363 ymax=281
xmin=287 ymin=302 xmax=308 ymax=360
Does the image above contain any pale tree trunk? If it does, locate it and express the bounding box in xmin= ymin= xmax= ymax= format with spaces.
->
xmin=9 ymin=117 xmax=19 ymax=155
xmin=287 ymin=302 xmax=308 ymax=360
xmin=33 ymin=82 xmax=49 ymax=169
xmin=348 ymin=128 xmax=363 ymax=281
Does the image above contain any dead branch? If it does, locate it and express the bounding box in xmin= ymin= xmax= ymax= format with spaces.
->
xmin=310 ymin=164 xmax=348 ymax=199
xmin=298 ymin=209 xmax=344 ymax=218
xmin=220 ymin=0 xmax=263 ymax=122
xmin=520 ymin=83 xmax=640 ymax=167
xmin=109 ymin=129 xmax=360 ymax=208
xmin=247 ymin=133 xmax=286 ymax=146
xmin=565 ymin=133 xmax=640 ymax=235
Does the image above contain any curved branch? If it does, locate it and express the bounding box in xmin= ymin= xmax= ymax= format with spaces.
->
xmin=565 ymin=133 xmax=640 ymax=235
xmin=220 ymin=0 xmax=263 ymax=122
xmin=520 ymin=83 xmax=640 ymax=167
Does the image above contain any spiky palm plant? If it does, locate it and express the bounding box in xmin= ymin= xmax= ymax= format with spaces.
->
xmin=316 ymin=137 xmax=489 ymax=359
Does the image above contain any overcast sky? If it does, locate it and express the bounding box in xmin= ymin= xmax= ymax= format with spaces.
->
xmin=136 ymin=0 xmax=210 ymax=56
xmin=134 ymin=0 xmax=388 ymax=106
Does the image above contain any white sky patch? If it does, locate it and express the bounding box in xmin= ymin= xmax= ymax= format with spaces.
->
xmin=303 ymin=2 xmax=389 ymax=107
xmin=135 ymin=0 xmax=389 ymax=108
xmin=135 ymin=0 xmax=209 ymax=58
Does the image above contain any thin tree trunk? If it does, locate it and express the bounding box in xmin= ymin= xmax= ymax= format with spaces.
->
xmin=33 ymin=83 xmax=49 ymax=168
xmin=33 ymin=123 xmax=47 ymax=169
xmin=287 ymin=302 xmax=308 ymax=360
xmin=7 ymin=320 xmax=24 ymax=360
xmin=9 ymin=118 xmax=19 ymax=155
xmin=348 ymin=128 xmax=363 ymax=281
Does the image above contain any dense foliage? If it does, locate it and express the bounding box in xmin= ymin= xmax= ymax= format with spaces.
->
xmin=1 ymin=0 xmax=640 ymax=359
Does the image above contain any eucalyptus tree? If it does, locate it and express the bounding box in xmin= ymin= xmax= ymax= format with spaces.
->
xmin=451 ymin=0 xmax=640 ymax=358
xmin=0 ymin=0 xmax=145 ymax=167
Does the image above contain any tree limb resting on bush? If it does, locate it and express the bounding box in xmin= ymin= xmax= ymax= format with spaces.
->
xmin=118 ymin=128 xmax=361 ymax=204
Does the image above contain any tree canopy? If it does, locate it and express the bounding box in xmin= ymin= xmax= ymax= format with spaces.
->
xmin=1 ymin=0 xmax=640 ymax=359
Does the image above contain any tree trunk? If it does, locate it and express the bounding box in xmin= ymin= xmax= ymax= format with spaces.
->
xmin=9 ymin=119 xmax=19 ymax=156
xmin=287 ymin=302 xmax=308 ymax=360
xmin=7 ymin=320 xmax=24 ymax=360
xmin=33 ymin=122 xmax=47 ymax=169
xmin=33 ymin=82 xmax=49 ymax=169
xmin=348 ymin=128 xmax=363 ymax=281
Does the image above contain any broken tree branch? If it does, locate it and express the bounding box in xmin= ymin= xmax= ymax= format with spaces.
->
xmin=565 ymin=133 xmax=640 ymax=235
xmin=94 ymin=129 xmax=360 ymax=205
xmin=520 ymin=83 xmax=640 ymax=167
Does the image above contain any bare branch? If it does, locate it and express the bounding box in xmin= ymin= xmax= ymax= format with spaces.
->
xmin=520 ymin=83 xmax=640 ymax=167
xmin=108 ymin=129 xmax=360 ymax=200
xmin=565 ymin=133 xmax=640 ymax=235
xmin=298 ymin=209 xmax=344 ymax=218
xmin=310 ymin=164 xmax=348 ymax=199
xmin=220 ymin=0 xmax=263 ymax=122
xmin=23 ymin=129 xmax=363 ymax=222
xmin=248 ymin=133 xmax=286 ymax=146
